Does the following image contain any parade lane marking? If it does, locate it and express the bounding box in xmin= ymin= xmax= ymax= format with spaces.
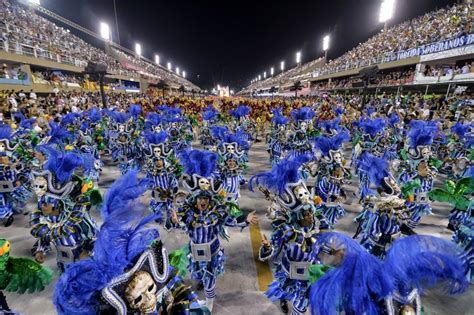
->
xmin=249 ymin=220 xmax=273 ymax=291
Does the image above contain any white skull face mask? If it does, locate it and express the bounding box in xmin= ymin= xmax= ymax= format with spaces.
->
xmin=226 ymin=144 xmax=235 ymax=155
xmin=332 ymin=152 xmax=342 ymax=165
xmin=171 ymin=122 xmax=177 ymax=128
xmin=125 ymin=271 xmax=157 ymax=313
xmin=198 ymin=178 xmax=211 ymax=191
xmin=0 ymin=143 xmax=5 ymax=153
xmin=153 ymin=125 xmax=162 ymax=132
xmin=420 ymin=147 xmax=431 ymax=160
xmin=118 ymin=124 xmax=125 ymax=132
xmin=153 ymin=147 xmax=162 ymax=158
xmin=294 ymin=185 xmax=310 ymax=204
xmin=33 ymin=177 xmax=48 ymax=197
xmin=300 ymin=122 xmax=308 ymax=132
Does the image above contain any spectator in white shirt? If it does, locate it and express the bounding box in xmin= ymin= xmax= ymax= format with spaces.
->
xmin=461 ymin=62 xmax=470 ymax=74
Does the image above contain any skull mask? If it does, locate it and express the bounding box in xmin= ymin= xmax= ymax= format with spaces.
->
xmin=33 ymin=177 xmax=48 ymax=197
xmin=171 ymin=122 xmax=177 ymax=129
xmin=118 ymin=124 xmax=125 ymax=132
xmin=420 ymin=146 xmax=431 ymax=160
xmin=300 ymin=121 xmax=308 ymax=132
xmin=332 ymin=151 xmax=342 ymax=165
xmin=0 ymin=143 xmax=5 ymax=153
xmin=153 ymin=147 xmax=162 ymax=158
xmin=198 ymin=178 xmax=211 ymax=191
xmin=226 ymin=144 xmax=235 ymax=155
xmin=294 ymin=185 xmax=310 ymax=204
xmin=153 ymin=125 xmax=162 ymax=132
xmin=125 ymin=271 xmax=157 ymax=313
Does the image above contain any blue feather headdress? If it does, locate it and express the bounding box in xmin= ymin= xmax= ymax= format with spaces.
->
xmin=318 ymin=117 xmax=342 ymax=134
xmin=87 ymin=107 xmax=102 ymax=123
xmin=313 ymin=132 xmax=350 ymax=158
xmin=145 ymin=112 xmax=163 ymax=129
xmin=156 ymin=104 xmax=170 ymax=112
xmin=179 ymin=149 xmax=217 ymax=177
xmin=291 ymin=106 xmax=315 ymax=122
xmin=47 ymin=121 xmax=71 ymax=145
xmin=210 ymin=126 xmax=228 ymax=141
xmin=128 ymin=104 xmax=142 ymax=118
xmin=357 ymin=152 xmax=389 ymax=195
xmin=0 ymin=124 xmax=12 ymax=140
xmin=384 ymin=235 xmax=469 ymax=296
xmin=334 ymin=107 xmax=345 ymax=116
xmin=310 ymin=232 xmax=393 ymax=315
xmin=230 ymin=105 xmax=250 ymax=118
xmin=109 ymin=111 xmax=131 ymax=124
xmin=221 ymin=132 xmax=250 ymax=151
xmin=144 ymin=131 xmax=168 ymax=145
xmin=272 ymin=108 xmax=289 ymax=126
xmin=203 ymin=106 xmax=218 ymax=121
xmin=43 ymin=149 xmax=83 ymax=185
xmin=53 ymin=171 xmax=158 ymax=315
xmin=451 ymin=122 xmax=471 ymax=139
xmin=249 ymin=156 xmax=309 ymax=195
xmin=167 ymin=107 xmax=183 ymax=117
xmin=60 ymin=112 xmax=81 ymax=127
xmin=388 ymin=113 xmax=400 ymax=126
xmin=359 ymin=118 xmax=386 ymax=137
xmin=407 ymin=120 xmax=438 ymax=149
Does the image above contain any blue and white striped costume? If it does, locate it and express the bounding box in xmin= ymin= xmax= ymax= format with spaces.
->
xmin=399 ymin=171 xmax=434 ymax=229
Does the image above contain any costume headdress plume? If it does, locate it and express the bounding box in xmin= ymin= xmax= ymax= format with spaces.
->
xmin=179 ymin=149 xmax=217 ymax=177
xmin=230 ymin=105 xmax=251 ymax=118
xmin=53 ymin=170 xmax=158 ymax=314
xmin=359 ymin=118 xmax=386 ymax=137
xmin=203 ymin=106 xmax=218 ymax=121
xmin=128 ymin=104 xmax=142 ymax=118
xmin=144 ymin=131 xmax=169 ymax=145
xmin=313 ymin=132 xmax=350 ymax=157
xmin=407 ymin=120 xmax=438 ymax=148
xmin=291 ymin=107 xmax=315 ymax=122
xmin=43 ymin=149 xmax=83 ymax=185
xmin=271 ymin=108 xmax=289 ymax=125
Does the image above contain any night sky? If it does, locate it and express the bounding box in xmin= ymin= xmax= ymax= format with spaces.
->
xmin=39 ymin=0 xmax=458 ymax=90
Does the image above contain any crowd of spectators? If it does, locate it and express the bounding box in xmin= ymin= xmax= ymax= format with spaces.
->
xmin=0 ymin=0 xmax=199 ymax=91
xmin=243 ymin=3 xmax=472 ymax=94
xmin=0 ymin=63 xmax=27 ymax=80
xmin=422 ymin=62 xmax=474 ymax=78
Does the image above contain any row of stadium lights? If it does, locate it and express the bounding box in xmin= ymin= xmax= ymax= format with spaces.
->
xmin=28 ymin=1 xmax=187 ymax=78
xmin=250 ymin=0 xmax=395 ymax=84
xmin=99 ymin=23 xmax=186 ymax=79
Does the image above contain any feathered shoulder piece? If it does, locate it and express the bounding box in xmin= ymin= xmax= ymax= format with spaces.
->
xmin=408 ymin=120 xmax=438 ymax=148
xmin=313 ymin=131 xmax=350 ymax=157
xmin=54 ymin=171 xmax=159 ymax=315
xmin=291 ymin=106 xmax=315 ymax=122
xmin=230 ymin=105 xmax=251 ymax=118
xmin=43 ymin=149 xmax=83 ymax=185
xmin=359 ymin=118 xmax=386 ymax=137
xmin=144 ymin=131 xmax=169 ymax=145
xmin=145 ymin=112 xmax=163 ymax=127
xmin=310 ymin=232 xmax=393 ymax=315
xmin=46 ymin=121 xmax=71 ymax=145
xmin=384 ymin=235 xmax=468 ymax=295
xmin=179 ymin=149 xmax=217 ymax=177
xmin=249 ymin=156 xmax=310 ymax=195
xmin=318 ymin=117 xmax=342 ymax=134
xmin=167 ymin=107 xmax=183 ymax=117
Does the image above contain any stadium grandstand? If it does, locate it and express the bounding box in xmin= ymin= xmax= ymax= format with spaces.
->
xmin=239 ymin=2 xmax=473 ymax=96
xmin=0 ymin=0 xmax=201 ymax=94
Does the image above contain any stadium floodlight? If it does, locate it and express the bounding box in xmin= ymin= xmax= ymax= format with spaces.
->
xmin=29 ymin=0 xmax=40 ymax=5
xmin=296 ymin=51 xmax=301 ymax=64
xmin=270 ymin=67 xmax=274 ymax=76
xmin=154 ymin=54 xmax=160 ymax=64
xmin=280 ymin=61 xmax=285 ymax=71
xmin=182 ymin=71 xmax=186 ymax=78
xmin=176 ymin=67 xmax=180 ymax=75
xmin=323 ymin=35 xmax=330 ymax=51
xmin=258 ymin=75 xmax=261 ymax=80
xmin=217 ymin=84 xmax=221 ymax=90
xmin=379 ymin=0 xmax=395 ymax=24
xmin=100 ymin=22 xmax=110 ymax=41
xmin=167 ymin=62 xmax=172 ymax=70
xmin=264 ymin=71 xmax=267 ymax=79
xmin=135 ymin=43 xmax=142 ymax=56
xmin=230 ymin=90 xmax=234 ymax=94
